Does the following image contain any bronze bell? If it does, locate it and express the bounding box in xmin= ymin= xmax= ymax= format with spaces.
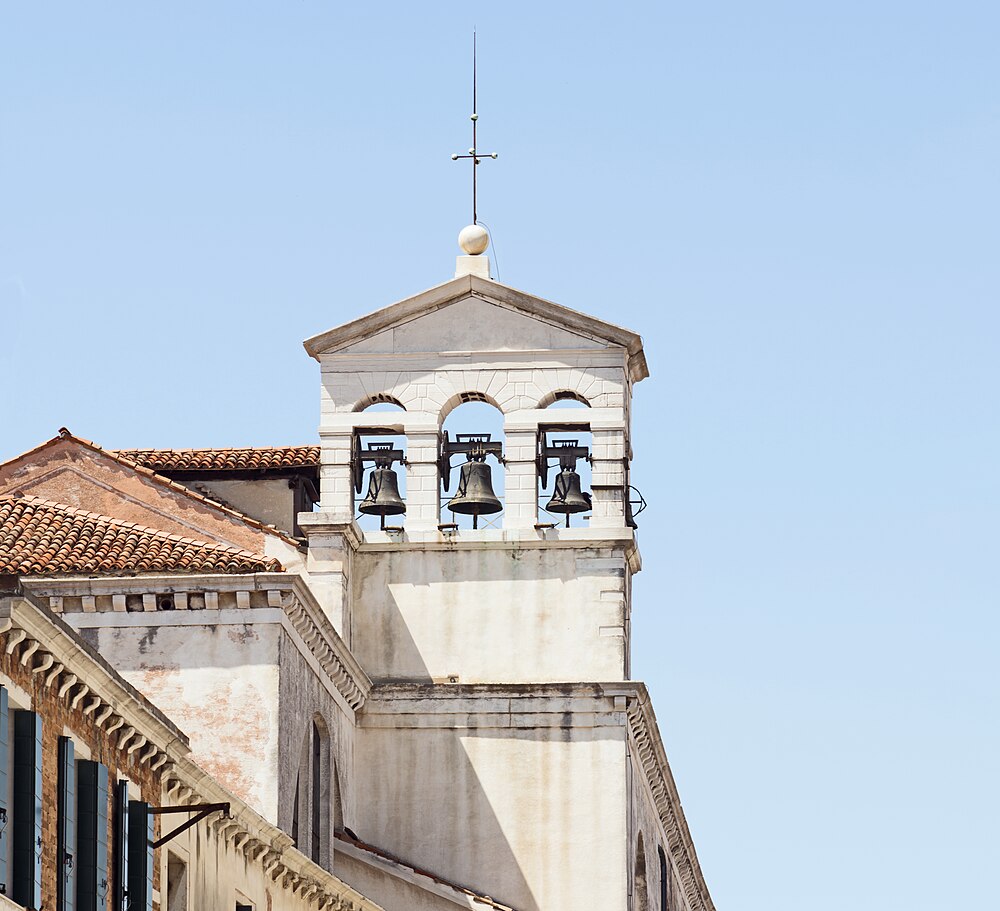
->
xmin=359 ymin=467 xmax=406 ymax=518
xmin=545 ymin=468 xmax=591 ymax=516
xmin=447 ymin=460 xmax=502 ymax=527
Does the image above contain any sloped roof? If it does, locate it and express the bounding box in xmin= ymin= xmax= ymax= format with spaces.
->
xmin=0 ymin=495 xmax=282 ymax=576
xmin=335 ymin=830 xmax=519 ymax=911
xmin=1 ymin=430 xmax=304 ymax=548
xmin=303 ymin=274 xmax=649 ymax=382
xmin=114 ymin=445 xmax=320 ymax=472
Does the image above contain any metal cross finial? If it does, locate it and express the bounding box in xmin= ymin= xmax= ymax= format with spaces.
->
xmin=451 ymin=30 xmax=498 ymax=225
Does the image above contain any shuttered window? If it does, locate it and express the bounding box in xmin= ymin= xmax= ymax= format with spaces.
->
xmin=12 ymin=709 xmax=43 ymax=909
xmin=0 ymin=686 xmax=8 ymax=898
xmin=127 ymin=801 xmax=154 ymax=911
xmin=77 ymin=760 xmax=109 ymax=911
xmin=112 ymin=781 xmax=129 ymax=911
xmin=58 ymin=737 xmax=77 ymax=911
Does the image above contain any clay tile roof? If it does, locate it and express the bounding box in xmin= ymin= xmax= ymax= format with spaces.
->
xmin=0 ymin=496 xmax=283 ymax=576
xmin=112 ymin=446 xmax=320 ymax=472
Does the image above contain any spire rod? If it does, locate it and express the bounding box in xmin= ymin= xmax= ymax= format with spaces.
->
xmin=451 ymin=30 xmax=498 ymax=225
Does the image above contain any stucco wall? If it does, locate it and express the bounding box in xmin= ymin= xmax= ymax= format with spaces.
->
xmin=352 ymin=689 xmax=629 ymax=911
xmin=75 ymin=615 xmax=283 ymax=823
xmin=351 ymin=546 xmax=629 ymax=683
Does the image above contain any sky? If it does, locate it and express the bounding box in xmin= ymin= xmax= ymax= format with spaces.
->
xmin=1 ymin=2 xmax=998 ymax=908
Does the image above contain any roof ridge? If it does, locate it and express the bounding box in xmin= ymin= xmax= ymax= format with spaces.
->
xmin=114 ymin=444 xmax=317 ymax=453
xmin=38 ymin=430 xmax=306 ymax=548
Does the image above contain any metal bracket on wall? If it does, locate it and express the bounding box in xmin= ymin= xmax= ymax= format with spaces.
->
xmin=149 ymin=802 xmax=231 ymax=848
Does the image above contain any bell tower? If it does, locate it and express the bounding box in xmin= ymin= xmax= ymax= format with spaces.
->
xmin=299 ymin=231 xmax=647 ymax=685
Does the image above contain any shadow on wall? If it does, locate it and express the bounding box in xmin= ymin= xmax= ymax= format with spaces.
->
xmin=352 ymin=545 xmax=619 ymax=683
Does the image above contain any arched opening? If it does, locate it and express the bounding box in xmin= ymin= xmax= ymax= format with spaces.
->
xmin=440 ymin=398 xmax=505 ymax=530
xmin=352 ymin=393 xmax=406 ymax=412
xmin=537 ymin=398 xmax=593 ymax=529
xmin=658 ymin=844 xmax=669 ymax=911
xmin=634 ymin=832 xmax=649 ymax=911
xmin=538 ymin=390 xmax=590 ymax=409
xmin=293 ymin=714 xmax=333 ymax=870
xmin=354 ymin=400 xmax=407 ymax=532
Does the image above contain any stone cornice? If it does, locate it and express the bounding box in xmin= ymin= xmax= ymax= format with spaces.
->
xmin=0 ymin=591 xmax=384 ymax=911
xmin=619 ymin=683 xmax=716 ymax=911
xmin=22 ymin=572 xmax=371 ymax=713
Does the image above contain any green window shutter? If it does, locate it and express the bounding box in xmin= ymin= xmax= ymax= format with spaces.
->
xmin=127 ymin=802 xmax=154 ymax=911
xmin=58 ymin=737 xmax=77 ymax=911
xmin=112 ymin=781 xmax=129 ymax=911
xmin=0 ymin=686 xmax=8 ymax=898
xmin=77 ymin=761 xmax=109 ymax=911
xmin=12 ymin=709 xmax=43 ymax=909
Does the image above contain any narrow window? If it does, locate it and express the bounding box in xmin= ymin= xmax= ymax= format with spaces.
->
xmin=291 ymin=773 xmax=300 ymax=846
xmin=58 ymin=737 xmax=78 ymax=911
xmin=127 ymin=802 xmax=154 ymax=911
xmin=112 ymin=781 xmax=129 ymax=911
xmin=0 ymin=685 xmax=8 ymax=897
xmin=658 ymin=845 xmax=668 ymax=911
xmin=12 ymin=709 xmax=43 ymax=908
xmin=77 ymin=761 xmax=110 ymax=911
xmin=311 ymin=721 xmax=321 ymax=863
xmin=165 ymin=852 xmax=188 ymax=911
xmin=634 ymin=831 xmax=648 ymax=911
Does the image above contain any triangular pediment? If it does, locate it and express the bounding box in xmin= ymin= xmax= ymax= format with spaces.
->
xmin=303 ymin=275 xmax=648 ymax=381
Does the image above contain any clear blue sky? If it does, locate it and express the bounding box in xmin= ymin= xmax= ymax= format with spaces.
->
xmin=2 ymin=3 xmax=997 ymax=908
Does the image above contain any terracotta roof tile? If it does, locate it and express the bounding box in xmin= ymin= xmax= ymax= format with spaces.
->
xmin=0 ymin=496 xmax=282 ymax=576
xmin=31 ymin=430 xmax=306 ymax=548
xmin=113 ymin=446 xmax=320 ymax=472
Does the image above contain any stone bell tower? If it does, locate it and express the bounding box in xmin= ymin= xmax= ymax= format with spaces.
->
xmin=299 ymin=231 xmax=647 ymax=686
xmin=291 ymin=230 xmax=687 ymax=911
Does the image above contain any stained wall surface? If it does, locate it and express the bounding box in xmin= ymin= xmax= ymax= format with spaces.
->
xmin=351 ymin=546 xmax=630 ymax=684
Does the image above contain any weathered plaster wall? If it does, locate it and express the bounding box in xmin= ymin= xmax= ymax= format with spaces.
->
xmin=277 ymin=625 xmax=356 ymax=869
xmin=351 ymin=546 xmax=629 ymax=683
xmin=75 ymin=615 xmax=282 ymax=822
xmin=193 ymin=477 xmax=298 ymax=535
xmin=353 ymin=690 xmax=629 ymax=911
xmin=334 ymin=846 xmax=476 ymax=911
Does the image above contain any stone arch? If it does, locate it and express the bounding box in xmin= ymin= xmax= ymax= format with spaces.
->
xmin=634 ymin=831 xmax=649 ymax=911
xmin=296 ymin=712 xmax=333 ymax=871
xmin=352 ymin=393 xmax=406 ymax=412
xmin=538 ymin=389 xmax=591 ymax=408
xmin=439 ymin=390 xmax=503 ymax=423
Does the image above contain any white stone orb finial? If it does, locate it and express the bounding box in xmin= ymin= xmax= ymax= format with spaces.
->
xmin=458 ymin=224 xmax=489 ymax=256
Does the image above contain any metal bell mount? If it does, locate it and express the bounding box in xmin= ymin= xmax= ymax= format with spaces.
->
xmin=439 ymin=432 xmax=505 ymax=529
xmin=353 ymin=439 xmax=406 ymax=529
xmin=537 ymin=437 xmax=592 ymax=527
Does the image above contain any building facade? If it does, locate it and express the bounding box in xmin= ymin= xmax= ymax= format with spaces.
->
xmin=0 ymin=240 xmax=715 ymax=911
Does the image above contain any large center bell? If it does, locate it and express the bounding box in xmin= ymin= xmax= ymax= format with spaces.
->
xmin=359 ymin=467 xmax=406 ymax=517
xmin=447 ymin=459 xmax=502 ymax=519
xmin=545 ymin=466 xmax=592 ymax=514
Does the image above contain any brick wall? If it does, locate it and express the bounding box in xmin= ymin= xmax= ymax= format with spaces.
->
xmin=0 ymin=648 xmax=162 ymax=909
